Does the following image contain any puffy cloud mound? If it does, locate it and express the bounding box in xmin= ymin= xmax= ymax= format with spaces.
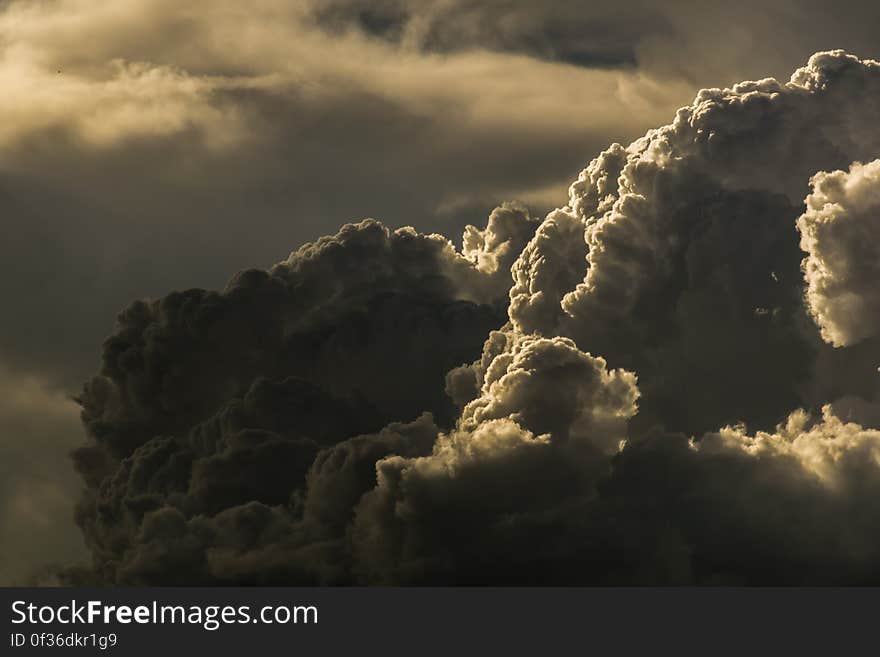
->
xmin=78 ymin=390 xmax=440 ymax=584
xmin=71 ymin=51 xmax=880 ymax=584
xmin=798 ymin=159 xmax=880 ymax=347
xmin=588 ymin=409 xmax=880 ymax=584
xmin=508 ymin=50 xmax=880 ymax=435
xmin=76 ymin=210 xmax=537 ymax=457
xmin=343 ymin=50 xmax=880 ymax=584
xmin=71 ymin=209 xmax=537 ymax=583
xmin=352 ymin=336 xmax=638 ymax=583
xmin=353 ymin=405 xmax=880 ymax=584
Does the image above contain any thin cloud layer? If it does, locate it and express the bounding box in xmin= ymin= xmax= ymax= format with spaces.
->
xmin=0 ymin=368 xmax=87 ymax=584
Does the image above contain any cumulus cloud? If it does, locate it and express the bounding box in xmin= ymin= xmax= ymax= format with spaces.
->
xmin=798 ymin=159 xmax=880 ymax=347
xmin=352 ymin=51 xmax=880 ymax=583
xmin=31 ymin=35 xmax=880 ymax=585
xmin=75 ymin=212 xmax=533 ymax=458
xmin=352 ymin=336 xmax=638 ymax=583
xmin=75 ymin=378 xmax=440 ymax=584
xmin=0 ymin=20 xmax=731 ymax=574
xmin=69 ymin=211 xmax=535 ymax=583
xmin=504 ymin=51 xmax=880 ymax=435
xmin=350 ymin=404 xmax=880 ymax=584
xmin=560 ymin=408 xmax=880 ymax=585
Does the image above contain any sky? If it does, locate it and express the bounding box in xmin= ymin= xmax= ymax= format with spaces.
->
xmin=2 ymin=0 xmax=880 ymax=584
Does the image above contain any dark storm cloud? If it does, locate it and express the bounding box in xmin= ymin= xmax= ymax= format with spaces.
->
xmin=351 ymin=335 xmax=639 ymax=584
xmin=4 ymin=0 xmax=880 ymax=585
xmin=64 ymin=50 xmax=880 ymax=585
xmin=80 ymin=407 xmax=440 ymax=585
xmin=75 ymin=210 xmax=535 ymax=457
xmin=348 ymin=51 xmax=880 ymax=584
xmin=0 ymin=0 xmax=684 ymax=584
xmin=351 ymin=410 xmax=880 ymax=585
xmin=510 ymin=51 xmax=880 ymax=434
xmin=70 ymin=211 xmax=535 ymax=583
xmin=605 ymin=413 xmax=880 ymax=585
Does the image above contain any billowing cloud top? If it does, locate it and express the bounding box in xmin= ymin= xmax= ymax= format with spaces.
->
xmin=66 ymin=50 xmax=880 ymax=585
xmin=798 ymin=159 xmax=880 ymax=347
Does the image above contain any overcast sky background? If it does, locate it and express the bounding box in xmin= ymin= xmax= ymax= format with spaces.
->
xmin=2 ymin=0 xmax=880 ymax=584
